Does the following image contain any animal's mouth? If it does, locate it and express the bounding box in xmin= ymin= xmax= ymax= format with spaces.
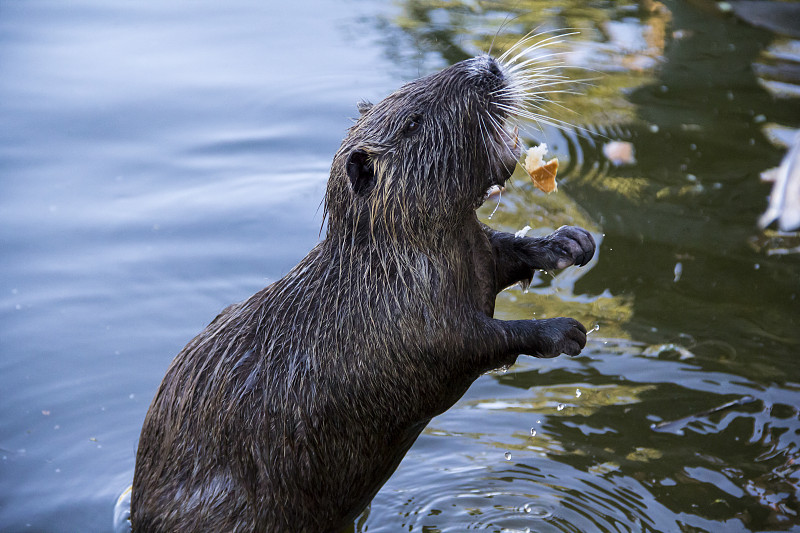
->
xmin=488 ymin=120 xmax=523 ymax=188
xmin=481 ymin=59 xmax=524 ymax=188
xmin=481 ymin=33 xmax=573 ymax=188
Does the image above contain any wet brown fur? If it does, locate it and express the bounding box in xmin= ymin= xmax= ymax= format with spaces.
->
xmin=132 ymin=51 xmax=595 ymax=532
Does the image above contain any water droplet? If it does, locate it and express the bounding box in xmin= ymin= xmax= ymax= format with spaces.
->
xmin=488 ymin=188 xmax=503 ymax=219
xmin=556 ymin=403 xmax=566 ymax=411
xmin=504 ymin=451 xmax=512 ymax=460
xmin=522 ymin=503 xmax=551 ymax=517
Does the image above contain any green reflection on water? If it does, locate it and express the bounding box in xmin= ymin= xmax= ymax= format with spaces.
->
xmin=357 ymin=0 xmax=800 ymax=531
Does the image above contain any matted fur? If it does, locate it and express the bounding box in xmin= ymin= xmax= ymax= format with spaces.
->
xmin=132 ymin=37 xmax=595 ymax=533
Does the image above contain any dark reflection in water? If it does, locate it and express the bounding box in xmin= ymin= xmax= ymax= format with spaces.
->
xmin=358 ymin=1 xmax=800 ymax=532
xmin=0 ymin=0 xmax=798 ymax=532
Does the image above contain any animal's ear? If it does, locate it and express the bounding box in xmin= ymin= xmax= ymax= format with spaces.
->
xmin=346 ymin=149 xmax=376 ymax=196
xmin=357 ymin=100 xmax=373 ymax=115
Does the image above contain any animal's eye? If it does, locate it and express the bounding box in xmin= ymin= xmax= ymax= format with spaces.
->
xmin=404 ymin=114 xmax=423 ymax=135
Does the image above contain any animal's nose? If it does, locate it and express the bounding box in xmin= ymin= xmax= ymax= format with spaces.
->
xmin=487 ymin=58 xmax=503 ymax=79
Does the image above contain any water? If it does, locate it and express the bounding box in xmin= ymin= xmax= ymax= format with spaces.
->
xmin=1 ymin=1 xmax=799 ymax=532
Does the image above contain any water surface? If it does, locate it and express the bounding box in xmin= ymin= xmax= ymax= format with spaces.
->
xmin=1 ymin=1 xmax=798 ymax=531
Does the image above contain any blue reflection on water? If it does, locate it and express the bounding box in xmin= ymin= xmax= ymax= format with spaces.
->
xmin=0 ymin=1 xmax=396 ymax=530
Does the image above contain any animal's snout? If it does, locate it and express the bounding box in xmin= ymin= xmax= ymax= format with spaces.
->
xmin=487 ymin=57 xmax=503 ymax=80
xmin=473 ymin=55 xmax=504 ymax=80
xmin=466 ymin=55 xmax=506 ymax=95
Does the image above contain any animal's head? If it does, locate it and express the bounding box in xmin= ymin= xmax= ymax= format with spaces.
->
xmin=325 ymin=38 xmax=567 ymax=244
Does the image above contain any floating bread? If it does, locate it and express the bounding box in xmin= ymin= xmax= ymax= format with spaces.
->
xmin=602 ymin=140 xmax=636 ymax=166
xmin=524 ymin=144 xmax=558 ymax=193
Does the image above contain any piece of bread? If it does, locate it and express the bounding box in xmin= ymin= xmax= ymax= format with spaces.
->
xmin=524 ymin=144 xmax=558 ymax=193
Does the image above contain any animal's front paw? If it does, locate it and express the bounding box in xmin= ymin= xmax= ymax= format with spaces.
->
xmin=531 ymin=317 xmax=587 ymax=358
xmin=543 ymin=226 xmax=595 ymax=269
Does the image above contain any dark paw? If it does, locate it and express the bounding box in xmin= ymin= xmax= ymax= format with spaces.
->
xmin=544 ymin=226 xmax=596 ymax=269
xmin=533 ymin=317 xmax=587 ymax=358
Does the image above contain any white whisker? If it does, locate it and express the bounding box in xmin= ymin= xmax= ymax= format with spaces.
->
xmin=500 ymin=32 xmax=577 ymax=66
xmin=485 ymin=29 xmax=597 ymax=144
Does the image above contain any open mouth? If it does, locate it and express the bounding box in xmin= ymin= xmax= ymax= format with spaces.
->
xmin=501 ymin=122 xmax=522 ymax=163
xmin=487 ymin=120 xmax=522 ymax=188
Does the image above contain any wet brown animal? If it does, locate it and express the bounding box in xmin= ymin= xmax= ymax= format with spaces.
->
xmin=132 ymin=45 xmax=596 ymax=532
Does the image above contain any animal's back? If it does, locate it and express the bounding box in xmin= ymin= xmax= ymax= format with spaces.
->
xmin=131 ymin=239 xmax=479 ymax=531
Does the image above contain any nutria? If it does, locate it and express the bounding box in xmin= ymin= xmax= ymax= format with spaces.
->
xmin=131 ymin=44 xmax=596 ymax=532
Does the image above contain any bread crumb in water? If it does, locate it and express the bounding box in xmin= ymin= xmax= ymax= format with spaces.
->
xmin=602 ymin=141 xmax=636 ymax=166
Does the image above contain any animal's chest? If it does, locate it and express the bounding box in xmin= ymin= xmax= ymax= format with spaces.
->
xmin=462 ymin=225 xmax=497 ymax=317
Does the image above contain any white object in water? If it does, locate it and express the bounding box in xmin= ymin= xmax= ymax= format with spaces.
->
xmin=514 ymin=225 xmax=532 ymax=238
xmin=760 ymin=131 xmax=800 ymax=231
xmin=113 ymin=485 xmax=132 ymax=533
